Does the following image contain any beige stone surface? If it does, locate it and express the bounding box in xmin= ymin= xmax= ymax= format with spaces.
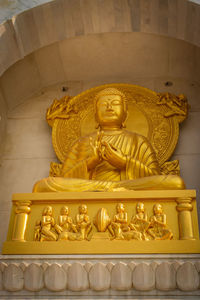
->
xmin=172 ymin=154 xmax=200 ymax=190
xmin=67 ymin=262 xmax=89 ymax=291
xmin=34 ymin=42 xmax=66 ymax=87
xmin=177 ymin=0 xmax=188 ymax=40
xmin=195 ymin=47 xmax=200 ymax=80
xmin=0 ymin=269 xmax=2 ymax=290
xmin=58 ymin=33 xmax=169 ymax=81
xmin=24 ymin=263 xmax=44 ymax=291
xmin=82 ymin=77 xmax=155 ymax=93
xmin=110 ymin=262 xmax=132 ymax=291
xmin=0 ymin=87 xmax=7 ymax=159
xmin=0 ymin=211 xmax=11 ymax=253
xmin=177 ymin=262 xmax=199 ymax=291
xmin=173 ymin=112 xmax=200 ymax=155
xmin=0 ymin=54 xmax=41 ymax=111
xmin=154 ymin=77 xmax=200 ymax=112
xmin=44 ymin=263 xmax=67 ymax=291
xmin=195 ymin=261 xmax=200 ymax=272
xmin=3 ymin=264 xmax=24 ymax=291
xmin=0 ymin=259 xmax=199 ymax=295
xmin=168 ymin=40 xmax=196 ymax=80
xmin=155 ymin=262 xmax=176 ymax=291
xmin=106 ymin=262 xmax=114 ymax=272
xmin=1 ymin=31 xmax=199 ymax=113
xmin=1 ymin=0 xmax=200 ymax=79
xmin=132 ymin=263 xmax=155 ymax=291
xmin=0 ymin=0 xmax=53 ymax=24
xmin=7 ymin=81 xmax=83 ymax=119
xmin=89 ymin=262 xmax=110 ymax=291
xmin=0 ymin=20 xmax=21 ymax=75
xmin=0 ymin=157 xmax=52 ymax=194
xmin=3 ymin=118 xmax=54 ymax=159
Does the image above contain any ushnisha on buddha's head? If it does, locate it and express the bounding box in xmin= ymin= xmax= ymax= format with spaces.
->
xmin=95 ymin=88 xmax=128 ymax=130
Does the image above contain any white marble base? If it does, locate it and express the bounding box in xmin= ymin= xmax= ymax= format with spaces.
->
xmin=0 ymin=254 xmax=199 ymax=298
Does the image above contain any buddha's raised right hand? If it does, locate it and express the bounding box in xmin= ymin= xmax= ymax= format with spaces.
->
xmin=87 ymin=132 xmax=103 ymax=170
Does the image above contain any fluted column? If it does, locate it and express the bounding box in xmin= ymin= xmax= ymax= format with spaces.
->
xmin=12 ymin=201 xmax=32 ymax=241
xmin=176 ymin=197 xmax=194 ymax=240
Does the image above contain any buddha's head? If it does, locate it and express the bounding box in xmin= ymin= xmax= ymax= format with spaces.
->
xmin=116 ymin=203 xmax=125 ymax=213
xmin=79 ymin=204 xmax=87 ymax=214
xmin=95 ymin=88 xmax=127 ymax=129
xmin=136 ymin=202 xmax=145 ymax=213
xmin=153 ymin=203 xmax=163 ymax=215
xmin=43 ymin=206 xmax=52 ymax=216
xmin=61 ymin=206 xmax=69 ymax=215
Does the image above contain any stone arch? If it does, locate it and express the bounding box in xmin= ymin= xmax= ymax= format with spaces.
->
xmin=1 ymin=0 xmax=200 ymax=76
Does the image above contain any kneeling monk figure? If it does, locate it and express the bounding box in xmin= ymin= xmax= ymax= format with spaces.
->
xmin=33 ymin=88 xmax=185 ymax=192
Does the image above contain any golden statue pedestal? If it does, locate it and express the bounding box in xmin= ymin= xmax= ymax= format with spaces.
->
xmin=3 ymin=190 xmax=200 ymax=254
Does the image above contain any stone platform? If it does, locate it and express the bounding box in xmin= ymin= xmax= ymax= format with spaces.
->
xmin=0 ymin=254 xmax=200 ymax=298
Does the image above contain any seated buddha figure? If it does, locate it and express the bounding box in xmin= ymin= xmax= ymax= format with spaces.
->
xmin=33 ymin=88 xmax=185 ymax=192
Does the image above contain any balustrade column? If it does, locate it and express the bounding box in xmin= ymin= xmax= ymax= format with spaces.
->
xmin=12 ymin=201 xmax=32 ymax=241
xmin=176 ymin=197 xmax=194 ymax=240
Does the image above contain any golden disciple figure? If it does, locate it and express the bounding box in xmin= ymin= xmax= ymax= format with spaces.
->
xmin=40 ymin=206 xmax=61 ymax=241
xmin=33 ymin=88 xmax=185 ymax=192
xmin=58 ymin=206 xmax=73 ymax=231
xmin=57 ymin=206 xmax=77 ymax=241
xmin=75 ymin=204 xmax=92 ymax=240
xmin=129 ymin=202 xmax=150 ymax=240
xmin=147 ymin=204 xmax=173 ymax=240
xmin=108 ymin=203 xmax=130 ymax=239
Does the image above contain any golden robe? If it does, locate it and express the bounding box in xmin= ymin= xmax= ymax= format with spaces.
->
xmin=33 ymin=130 xmax=185 ymax=192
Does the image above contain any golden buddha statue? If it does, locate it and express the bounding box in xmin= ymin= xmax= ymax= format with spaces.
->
xmin=33 ymin=88 xmax=185 ymax=192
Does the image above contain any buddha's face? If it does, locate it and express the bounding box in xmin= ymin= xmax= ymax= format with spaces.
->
xmin=61 ymin=206 xmax=69 ymax=215
xmin=95 ymin=94 xmax=126 ymax=128
xmin=136 ymin=202 xmax=144 ymax=213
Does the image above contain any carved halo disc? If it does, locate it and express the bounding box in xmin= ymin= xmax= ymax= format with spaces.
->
xmin=51 ymin=84 xmax=180 ymax=166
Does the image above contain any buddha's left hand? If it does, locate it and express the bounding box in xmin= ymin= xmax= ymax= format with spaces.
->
xmin=101 ymin=141 xmax=126 ymax=169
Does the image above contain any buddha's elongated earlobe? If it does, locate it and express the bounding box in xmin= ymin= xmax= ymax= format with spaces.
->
xmin=122 ymin=111 xmax=128 ymax=128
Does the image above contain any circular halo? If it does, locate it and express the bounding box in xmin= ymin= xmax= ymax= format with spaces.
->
xmin=51 ymin=83 xmax=179 ymax=165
